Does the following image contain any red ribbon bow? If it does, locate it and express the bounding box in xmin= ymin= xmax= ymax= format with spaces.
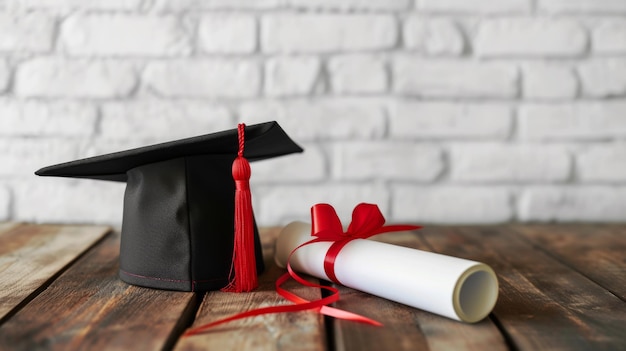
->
xmin=310 ymin=203 xmax=421 ymax=284
xmin=184 ymin=203 xmax=420 ymax=336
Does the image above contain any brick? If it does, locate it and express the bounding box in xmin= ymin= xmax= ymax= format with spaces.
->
xmin=0 ymin=59 xmax=8 ymax=93
xmin=239 ymin=100 xmax=386 ymax=141
xmin=578 ymin=59 xmax=626 ymax=97
xmin=417 ymin=0 xmax=531 ymax=13
xmin=593 ymin=20 xmax=626 ymax=54
xmin=12 ymin=179 xmax=125 ymax=224
xmin=153 ymin=0 xmax=281 ymax=10
xmin=7 ymin=0 xmax=141 ymax=10
xmin=144 ymin=60 xmax=259 ymax=98
xmin=389 ymin=102 xmax=512 ymax=139
xmin=100 ymin=100 xmax=232 ymax=140
xmin=61 ymin=14 xmax=190 ymax=57
xmin=0 ymin=12 xmax=54 ymax=53
xmin=328 ymin=55 xmax=386 ymax=94
xmin=0 ymin=186 xmax=9 ymax=221
xmin=286 ymin=0 xmax=411 ymax=10
xmin=450 ymin=143 xmax=571 ymax=182
xmin=251 ymin=143 xmax=326 ymax=183
xmin=522 ymin=63 xmax=577 ymax=100
xmin=392 ymin=185 xmax=512 ymax=223
xmin=539 ymin=0 xmax=626 ymax=14
xmin=519 ymin=186 xmax=626 ymax=222
xmin=254 ymin=184 xmax=389 ymax=225
xmin=475 ymin=18 xmax=586 ymax=57
xmin=519 ymin=102 xmax=626 ymax=140
xmin=577 ymin=144 xmax=626 ymax=182
xmin=15 ymin=59 xmax=137 ymax=98
xmin=0 ymin=100 xmax=96 ymax=137
xmin=262 ymin=14 xmax=396 ymax=53
xmin=0 ymin=138 xmax=78 ymax=177
xmin=333 ymin=142 xmax=442 ymax=181
xmin=403 ymin=17 xmax=465 ymax=55
xmin=265 ymin=57 xmax=320 ymax=97
xmin=393 ymin=57 xmax=518 ymax=98
xmin=198 ymin=14 xmax=256 ymax=54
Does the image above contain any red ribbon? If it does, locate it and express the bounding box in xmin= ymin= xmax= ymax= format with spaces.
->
xmin=184 ymin=203 xmax=420 ymax=337
xmin=311 ymin=203 xmax=420 ymax=285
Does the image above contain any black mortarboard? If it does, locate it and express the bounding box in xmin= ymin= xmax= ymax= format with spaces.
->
xmin=35 ymin=121 xmax=303 ymax=292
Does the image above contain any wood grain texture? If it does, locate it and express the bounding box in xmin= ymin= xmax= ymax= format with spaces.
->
xmin=1 ymin=223 xmax=624 ymax=351
xmin=513 ymin=224 xmax=626 ymax=301
xmin=0 ymin=223 xmax=111 ymax=323
xmin=175 ymin=227 xmax=326 ymax=351
xmin=331 ymin=231 xmax=508 ymax=351
xmin=419 ymin=226 xmax=626 ymax=351
xmin=0 ymin=232 xmax=198 ymax=351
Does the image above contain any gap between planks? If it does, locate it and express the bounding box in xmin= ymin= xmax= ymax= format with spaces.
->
xmin=0 ymin=223 xmax=111 ymax=325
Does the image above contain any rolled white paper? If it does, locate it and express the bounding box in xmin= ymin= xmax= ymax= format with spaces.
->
xmin=275 ymin=221 xmax=498 ymax=323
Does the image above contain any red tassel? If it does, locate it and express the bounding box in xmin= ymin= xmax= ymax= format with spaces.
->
xmin=222 ymin=123 xmax=258 ymax=293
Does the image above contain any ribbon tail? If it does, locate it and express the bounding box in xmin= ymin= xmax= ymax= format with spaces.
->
xmin=185 ymin=269 xmax=380 ymax=337
xmin=277 ymin=269 xmax=382 ymax=327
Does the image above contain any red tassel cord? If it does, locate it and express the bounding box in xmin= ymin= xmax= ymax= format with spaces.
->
xmin=222 ymin=123 xmax=258 ymax=293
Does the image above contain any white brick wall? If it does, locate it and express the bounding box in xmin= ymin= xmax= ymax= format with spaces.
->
xmin=578 ymin=59 xmax=626 ymax=97
xmin=15 ymin=59 xmax=137 ymax=98
xmin=0 ymin=59 xmax=10 ymax=93
xmin=449 ymin=143 xmax=571 ymax=182
xmin=0 ymin=186 xmax=9 ymax=221
xmin=143 ymin=60 xmax=260 ymax=98
xmin=519 ymin=102 xmax=626 ymax=140
xmin=265 ymin=57 xmax=321 ymax=97
xmin=519 ymin=186 xmax=626 ymax=222
xmin=239 ymin=100 xmax=387 ymax=141
xmin=332 ymin=142 xmax=443 ymax=181
xmin=1 ymin=1 xmax=626 ymax=226
xmin=261 ymin=14 xmax=397 ymax=53
xmin=577 ymin=144 xmax=626 ymax=182
xmin=522 ymin=63 xmax=578 ymax=100
xmin=99 ymin=100 xmax=232 ymax=140
xmin=0 ymin=13 xmax=54 ymax=53
xmin=417 ymin=0 xmax=531 ymax=14
xmin=198 ymin=14 xmax=256 ymax=54
xmin=0 ymin=100 xmax=97 ymax=136
xmin=592 ymin=20 xmax=626 ymax=53
xmin=538 ymin=0 xmax=626 ymax=14
xmin=61 ymin=14 xmax=191 ymax=57
xmin=389 ymin=102 xmax=512 ymax=139
xmin=393 ymin=186 xmax=513 ymax=223
xmin=475 ymin=18 xmax=587 ymax=57
xmin=328 ymin=55 xmax=387 ymax=94
xmin=393 ymin=58 xmax=518 ymax=98
xmin=403 ymin=17 xmax=465 ymax=55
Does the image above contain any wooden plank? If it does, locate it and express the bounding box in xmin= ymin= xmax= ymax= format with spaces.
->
xmin=419 ymin=226 xmax=626 ymax=351
xmin=0 ymin=232 xmax=198 ymax=350
xmin=513 ymin=224 xmax=626 ymax=301
xmin=331 ymin=231 xmax=508 ymax=351
xmin=175 ymin=227 xmax=327 ymax=351
xmin=0 ymin=223 xmax=111 ymax=323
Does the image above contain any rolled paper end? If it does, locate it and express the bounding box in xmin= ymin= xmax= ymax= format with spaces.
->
xmin=275 ymin=221 xmax=311 ymax=269
xmin=453 ymin=264 xmax=499 ymax=323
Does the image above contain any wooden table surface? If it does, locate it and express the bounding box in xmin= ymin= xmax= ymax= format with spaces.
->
xmin=0 ymin=222 xmax=624 ymax=350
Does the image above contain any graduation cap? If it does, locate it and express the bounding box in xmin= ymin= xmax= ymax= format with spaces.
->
xmin=36 ymin=121 xmax=303 ymax=292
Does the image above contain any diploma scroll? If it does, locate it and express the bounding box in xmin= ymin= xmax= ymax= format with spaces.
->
xmin=275 ymin=222 xmax=499 ymax=323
